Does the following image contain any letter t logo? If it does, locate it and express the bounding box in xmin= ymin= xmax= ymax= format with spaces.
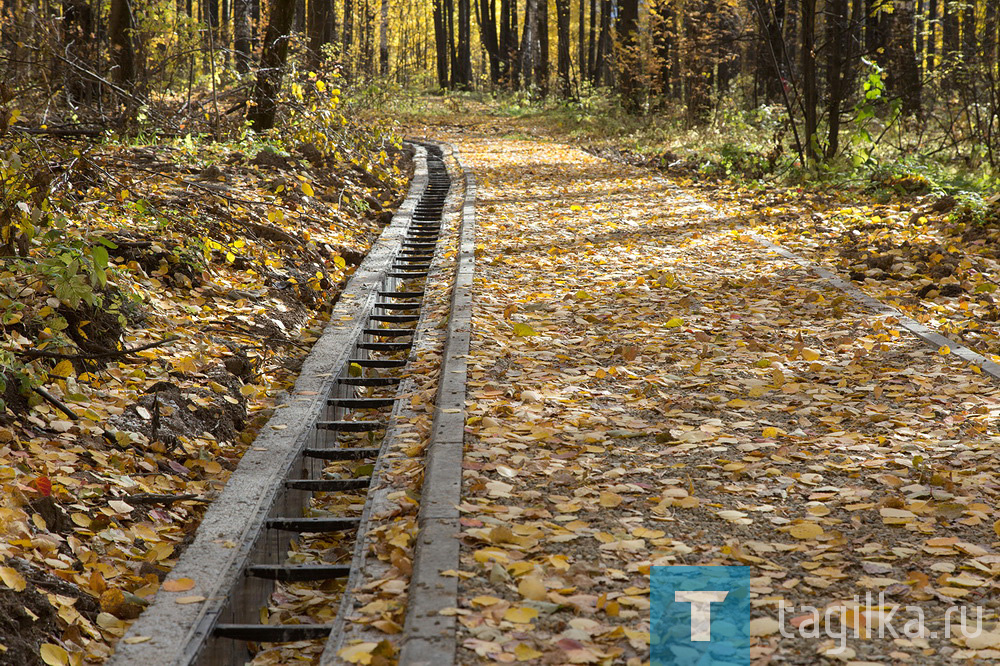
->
xmin=674 ymin=591 xmax=729 ymax=641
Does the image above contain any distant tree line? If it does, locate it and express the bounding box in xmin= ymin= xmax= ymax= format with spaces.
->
xmin=2 ymin=0 xmax=998 ymax=164
xmin=431 ymin=0 xmax=998 ymax=165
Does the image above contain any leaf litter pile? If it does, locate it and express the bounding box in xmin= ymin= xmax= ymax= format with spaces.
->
xmin=0 ymin=125 xmax=409 ymax=664
xmin=742 ymin=191 xmax=1000 ymax=362
xmin=445 ymin=134 xmax=1000 ymax=664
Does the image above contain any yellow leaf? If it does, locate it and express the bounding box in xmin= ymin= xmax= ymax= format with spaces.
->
xmin=0 ymin=567 xmax=26 ymax=591
xmin=162 ymin=578 xmax=196 ymax=592
xmin=745 ymin=617 xmax=780 ymax=636
xmin=0 ymin=567 xmax=28 ymax=592
xmin=801 ymin=348 xmax=821 ymax=361
xmin=40 ymin=644 xmax=69 ymax=666
xmin=123 ymin=636 xmax=152 ymax=644
xmin=994 ymin=519 xmax=1000 ymax=537
xmin=334 ymin=255 xmax=347 ymax=269
xmin=664 ymin=317 xmax=684 ymax=328
xmin=470 ymin=595 xmax=503 ymax=607
xmin=339 ymin=642 xmax=378 ymax=664
xmin=512 ymin=323 xmax=538 ymax=337
xmin=518 ymin=575 xmax=547 ymax=601
xmin=51 ymin=359 xmax=75 ymax=378
xmin=503 ymin=606 xmax=539 ymax=624
xmin=515 ymin=643 xmax=544 ymax=661
xmin=762 ymin=426 xmax=780 ymax=438
xmin=880 ymin=508 xmax=916 ymax=524
xmin=789 ymin=523 xmax=824 ymax=539
xmin=225 ymin=252 xmax=236 ymax=263
xmin=174 ymin=595 xmax=206 ymax=604
xmin=171 ymin=356 xmax=199 ymax=373
xmin=599 ymin=491 xmax=623 ymax=508
xmin=301 ymin=181 xmax=315 ymax=197
xmin=938 ymin=345 xmax=951 ymax=355
xmin=71 ymin=513 xmax=91 ymax=528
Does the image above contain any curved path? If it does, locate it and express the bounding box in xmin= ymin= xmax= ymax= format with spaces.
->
xmin=420 ymin=134 xmax=1000 ymax=665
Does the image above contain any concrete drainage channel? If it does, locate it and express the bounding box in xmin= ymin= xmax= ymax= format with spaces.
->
xmin=111 ymin=142 xmax=468 ymax=665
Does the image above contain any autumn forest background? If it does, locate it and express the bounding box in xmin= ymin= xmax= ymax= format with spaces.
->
xmin=1 ymin=0 xmax=1000 ymax=662
xmin=3 ymin=0 xmax=1000 ymax=163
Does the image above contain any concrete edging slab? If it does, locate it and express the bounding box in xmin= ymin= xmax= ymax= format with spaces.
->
xmin=320 ymin=140 xmax=465 ymax=663
xmin=397 ymin=147 xmax=477 ymax=666
xmin=749 ymin=231 xmax=1000 ymax=381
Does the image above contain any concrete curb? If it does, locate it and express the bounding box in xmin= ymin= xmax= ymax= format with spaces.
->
xmin=397 ymin=147 xmax=476 ymax=666
xmin=643 ymin=172 xmax=1000 ymax=383
xmin=110 ymin=146 xmax=431 ymax=666
xmin=320 ymin=140 xmax=464 ymax=663
xmin=749 ymin=232 xmax=1000 ymax=381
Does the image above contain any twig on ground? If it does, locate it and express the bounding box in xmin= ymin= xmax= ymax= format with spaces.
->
xmin=15 ymin=336 xmax=179 ymax=360
xmin=32 ymin=386 xmax=80 ymax=420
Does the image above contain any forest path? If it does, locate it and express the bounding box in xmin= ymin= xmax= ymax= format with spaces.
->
xmin=438 ymin=133 xmax=1000 ymax=664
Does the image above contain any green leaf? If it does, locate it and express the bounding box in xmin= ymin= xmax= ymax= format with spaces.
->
xmin=512 ymin=323 xmax=539 ymax=337
xmin=91 ymin=245 xmax=109 ymax=270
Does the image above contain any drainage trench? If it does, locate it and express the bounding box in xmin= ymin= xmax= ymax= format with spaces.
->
xmin=111 ymin=144 xmax=454 ymax=666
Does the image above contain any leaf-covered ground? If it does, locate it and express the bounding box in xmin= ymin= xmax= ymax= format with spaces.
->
xmin=0 ymin=128 xmax=409 ymax=664
xmin=441 ymin=133 xmax=1000 ymax=664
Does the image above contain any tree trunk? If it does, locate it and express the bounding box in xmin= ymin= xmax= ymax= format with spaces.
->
xmin=252 ymin=0 xmax=261 ymax=43
xmin=587 ymin=0 xmax=596 ymax=82
xmin=825 ymin=0 xmax=849 ymax=157
xmin=445 ymin=0 xmax=456 ymax=87
xmin=595 ymin=0 xmax=611 ymax=85
xmin=577 ymin=0 xmax=585 ymax=88
xmin=309 ymin=0 xmax=329 ymax=66
xmin=915 ymin=0 xmax=924 ymax=74
xmin=248 ymin=0 xmax=296 ymax=130
xmin=342 ymin=0 xmax=353 ymax=77
xmin=961 ymin=0 xmax=976 ymax=62
xmin=499 ymin=0 xmax=512 ymax=85
xmin=651 ymin=0 xmax=671 ymax=98
xmin=379 ymin=0 xmax=389 ymax=75
xmin=63 ymin=0 xmax=97 ymax=103
xmin=942 ymin=0 xmax=958 ymax=57
xmin=361 ymin=0 xmax=372 ymax=76
xmin=479 ymin=0 xmax=500 ymax=84
xmin=889 ymin=0 xmax=920 ymax=114
xmin=556 ymin=0 xmax=570 ymax=96
xmin=234 ymin=0 xmax=253 ymax=72
xmin=801 ymin=0 xmax=817 ymax=161
xmin=109 ymin=0 xmax=135 ymax=87
xmin=926 ymin=0 xmax=936 ymax=70
xmin=518 ymin=0 xmax=537 ymax=89
xmin=685 ymin=0 xmax=713 ymax=123
xmin=433 ymin=0 xmax=449 ymax=87
xmin=455 ymin=0 xmax=471 ymax=87
xmin=617 ymin=0 xmax=639 ymax=110
xmin=754 ymin=0 xmax=786 ymax=102
xmin=986 ymin=0 xmax=999 ymax=74
xmin=717 ymin=8 xmax=738 ymax=91
xmin=535 ymin=0 xmax=548 ymax=94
